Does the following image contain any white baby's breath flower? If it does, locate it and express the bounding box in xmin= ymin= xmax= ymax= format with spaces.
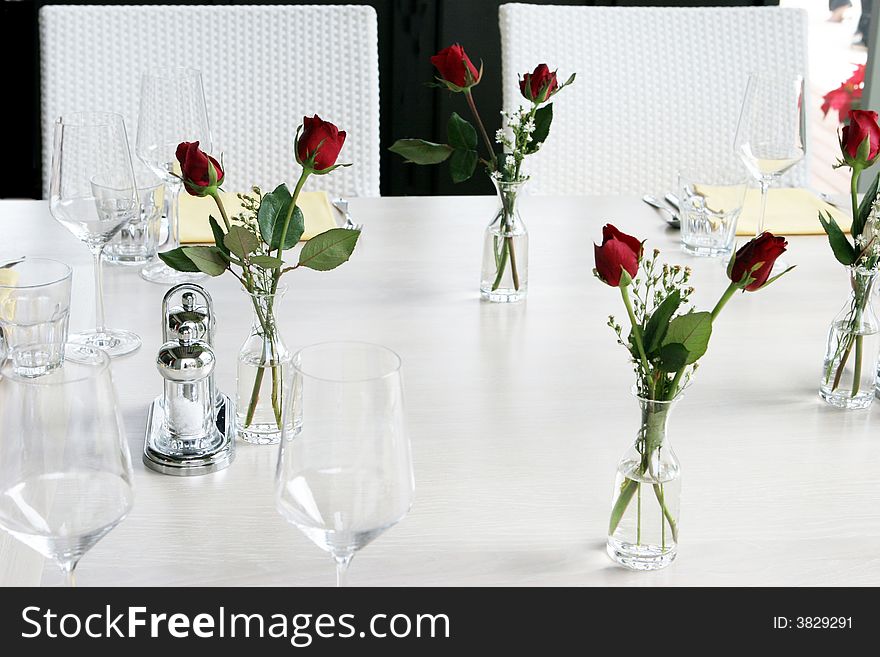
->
xmin=505 ymin=154 xmax=516 ymax=170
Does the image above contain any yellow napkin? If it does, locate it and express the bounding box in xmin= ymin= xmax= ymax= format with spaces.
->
xmin=0 ymin=268 xmax=20 ymax=321
xmin=179 ymin=190 xmax=338 ymax=244
xmin=731 ymin=187 xmax=849 ymax=236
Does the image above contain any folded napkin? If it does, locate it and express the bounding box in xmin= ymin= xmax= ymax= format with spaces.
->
xmin=730 ymin=187 xmax=849 ymax=236
xmin=179 ymin=190 xmax=338 ymax=244
xmin=0 ymin=268 xmax=20 ymax=320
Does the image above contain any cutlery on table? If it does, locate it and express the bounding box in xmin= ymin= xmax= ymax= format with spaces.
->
xmin=331 ymin=198 xmax=363 ymax=231
xmin=642 ymin=195 xmax=680 ymax=229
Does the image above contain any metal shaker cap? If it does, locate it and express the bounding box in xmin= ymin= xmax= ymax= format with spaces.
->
xmin=156 ymin=324 xmax=216 ymax=383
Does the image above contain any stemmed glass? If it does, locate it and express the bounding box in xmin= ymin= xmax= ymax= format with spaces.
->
xmin=734 ymin=72 xmax=806 ymax=238
xmin=0 ymin=344 xmax=134 ymax=586
xmin=49 ymin=112 xmax=142 ymax=357
xmin=136 ymin=66 xmax=212 ymax=284
xmin=276 ymin=342 xmax=415 ymax=587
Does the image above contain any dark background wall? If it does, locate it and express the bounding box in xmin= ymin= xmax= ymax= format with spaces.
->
xmin=0 ymin=0 xmax=778 ymax=199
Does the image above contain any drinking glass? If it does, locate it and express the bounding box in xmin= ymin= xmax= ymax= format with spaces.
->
xmin=678 ymin=166 xmax=748 ymax=258
xmin=734 ymin=72 xmax=806 ymax=238
xmin=0 ymin=344 xmax=134 ymax=586
xmin=136 ymin=66 xmax=212 ymax=284
xmin=49 ymin=112 xmax=141 ymax=358
xmin=0 ymin=257 xmax=72 ymax=377
xmin=276 ymin=342 xmax=415 ymax=587
xmin=104 ymin=160 xmax=165 ymax=266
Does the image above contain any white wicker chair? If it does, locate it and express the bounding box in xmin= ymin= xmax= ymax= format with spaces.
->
xmin=499 ymin=4 xmax=809 ymax=195
xmin=39 ymin=4 xmax=380 ymax=198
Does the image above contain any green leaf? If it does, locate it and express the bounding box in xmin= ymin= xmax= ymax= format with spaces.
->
xmin=181 ymin=246 xmax=227 ymax=276
xmin=661 ymin=311 xmax=712 ymax=365
xmin=158 ymin=247 xmax=201 ymax=273
xmin=657 ymin=342 xmax=689 ymax=372
xmin=257 ymin=183 xmax=291 ymax=246
xmin=209 ymin=216 xmax=229 ymax=255
xmin=298 ymin=228 xmax=360 ymax=271
xmin=526 ymin=104 xmax=553 ymax=154
xmin=389 ymin=139 xmax=453 ymax=165
xmin=819 ymin=211 xmax=857 ymax=266
xmin=447 ymin=112 xmax=477 ymax=150
xmin=856 ymin=171 xmax=880 ymax=237
xmin=449 ymin=148 xmax=478 ymax=183
xmin=223 ymin=225 xmax=260 ymax=259
xmin=643 ymin=290 xmax=682 ymax=355
xmin=257 ymin=184 xmax=304 ymax=251
xmin=250 ymin=255 xmax=283 ymax=269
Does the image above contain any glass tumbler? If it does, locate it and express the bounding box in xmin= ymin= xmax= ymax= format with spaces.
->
xmin=678 ymin=167 xmax=748 ymax=258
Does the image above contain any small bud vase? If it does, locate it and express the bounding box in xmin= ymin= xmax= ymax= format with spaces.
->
xmin=606 ymin=391 xmax=682 ymax=571
xmin=480 ymin=179 xmax=528 ymax=302
xmin=236 ymin=285 xmax=292 ymax=444
xmin=820 ymin=266 xmax=880 ymax=409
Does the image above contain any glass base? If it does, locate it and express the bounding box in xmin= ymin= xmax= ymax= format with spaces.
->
xmin=681 ymin=242 xmax=732 ymax=258
xmin=69 ymin=329 xmax=141 ymax=358
xmin=480 ymin=285 xmax=527 ymax=303
xmin=820 ymin=386 xmax=874 ymax=409
xmin=140 ymin=258 xmax=207 ymax=285
xmin=606 ymin=537 xmax=677 ymax=571
xmin=237 ymin=422 xmax=282 ymax=445
xmin=104 ymin=251 xmax=153 ymax=267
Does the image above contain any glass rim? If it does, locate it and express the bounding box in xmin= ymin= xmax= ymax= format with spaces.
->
xmin=0 ymin=344 xmax=110 ymax=385
xmin=242 ymin=282 xmax=289 ymax=298
xmin=55 ymin=111 xmax=125 ymax=128
xmin=293 ymin=341 xmax=402 ymax=383
xmin=0 ymin=257 xmax=72 ymax=289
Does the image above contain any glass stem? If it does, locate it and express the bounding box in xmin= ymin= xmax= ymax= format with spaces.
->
xmin=60 ymin=560 xmax=78 ymax=588
xmin=334 ymin=554 xmax=353 ymax=588
xmin=164 ymin=181 xmax=182 ymax=251
xmin=91 ymin=246 xmax=106 ymax=334
xmin=756 ymin=178 xmax=770 ymax=236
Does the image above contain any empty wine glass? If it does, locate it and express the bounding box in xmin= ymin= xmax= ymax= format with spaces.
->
xmin=734 ymin=72 xmax=806 ymax=238
xmin=49 ymin=112 xmax=142 ymax=357
xmin=276 ymin=342 xmax=415 ymax=587
xmin=0 ymin=344 xmax=134 ymax=586
xmin=136 ymin=66 xmax=212 ymax=284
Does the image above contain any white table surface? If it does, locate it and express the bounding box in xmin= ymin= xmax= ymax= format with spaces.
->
xmin=1 ymin=195 xmax=879 ymax=587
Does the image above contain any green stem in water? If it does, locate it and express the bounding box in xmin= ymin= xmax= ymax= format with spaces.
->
xmin=852 ymin=334 xmax=863 ymax=396
xmin=636 ymin=482 xmax=642 ymax=545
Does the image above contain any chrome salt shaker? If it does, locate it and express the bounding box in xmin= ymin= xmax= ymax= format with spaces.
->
xmin=157 ymin=324 xmax=216 ymax=444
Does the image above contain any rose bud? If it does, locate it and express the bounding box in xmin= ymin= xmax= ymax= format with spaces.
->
xmin=176 ymin=141 xmax=223 ymax=197
xmin=728 ymin=232 xmax=788 ymax=291
xmin=296 ymin=115 xmax=347 ymax=173
xmin=430 ymin=43 xmax=481 ymax=90
xmin=594 ymin=224 xmax=643 ymax=287
xmin=519 ymin=64 xmax=559 ymax=103
xmin=841 ymin=109 xmax=880 ymax=167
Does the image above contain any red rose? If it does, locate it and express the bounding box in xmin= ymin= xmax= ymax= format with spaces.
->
xmin=728 ymin=232 xmax=788 ymax=291
xmin=176 ymin=141 xmax=223 ymax=197
xmin=296 ymin=115 xmax=347 ymax=172
xmin=594 ymin=224 xmax=642 ymax=287
xmin=822 ymin=87 xmax=857 ymax=123
xmin=841 ymin=109 xmax=880 ymax=166
xmin=519 ymin=64 xmax=559 ymax=103
xmin=430 ymin=44 xmax=480 ymax=90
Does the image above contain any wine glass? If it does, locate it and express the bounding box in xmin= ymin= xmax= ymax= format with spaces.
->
xmin=0 ymin=344 xmax=134 ymax=586
xmin=49 ymin=112 xmax=142 ymax=357
xmin=734 ymin=72 xmax=806 ymax=239
xmin=276 ymin=342 xmax=415 ymax=587
xmin=136 ymin=66 xmax=212 ymax=284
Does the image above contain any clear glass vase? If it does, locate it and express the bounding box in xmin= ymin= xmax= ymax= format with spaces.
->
xmin=606 ymin=392 xmax=682 ymax=571
xmin=820 ymin=266 xmax=880 ymax=410
xmin=480 ymin=179 xmax=528 ymax=303
xmin=236 ymin=286 xmax=293 ymax=445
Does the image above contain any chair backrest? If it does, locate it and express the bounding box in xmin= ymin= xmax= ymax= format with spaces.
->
xmin=40 ymin=4 xmax=380 ymax=198
xmin=499 ymin=4 xmax=809 ymax=195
